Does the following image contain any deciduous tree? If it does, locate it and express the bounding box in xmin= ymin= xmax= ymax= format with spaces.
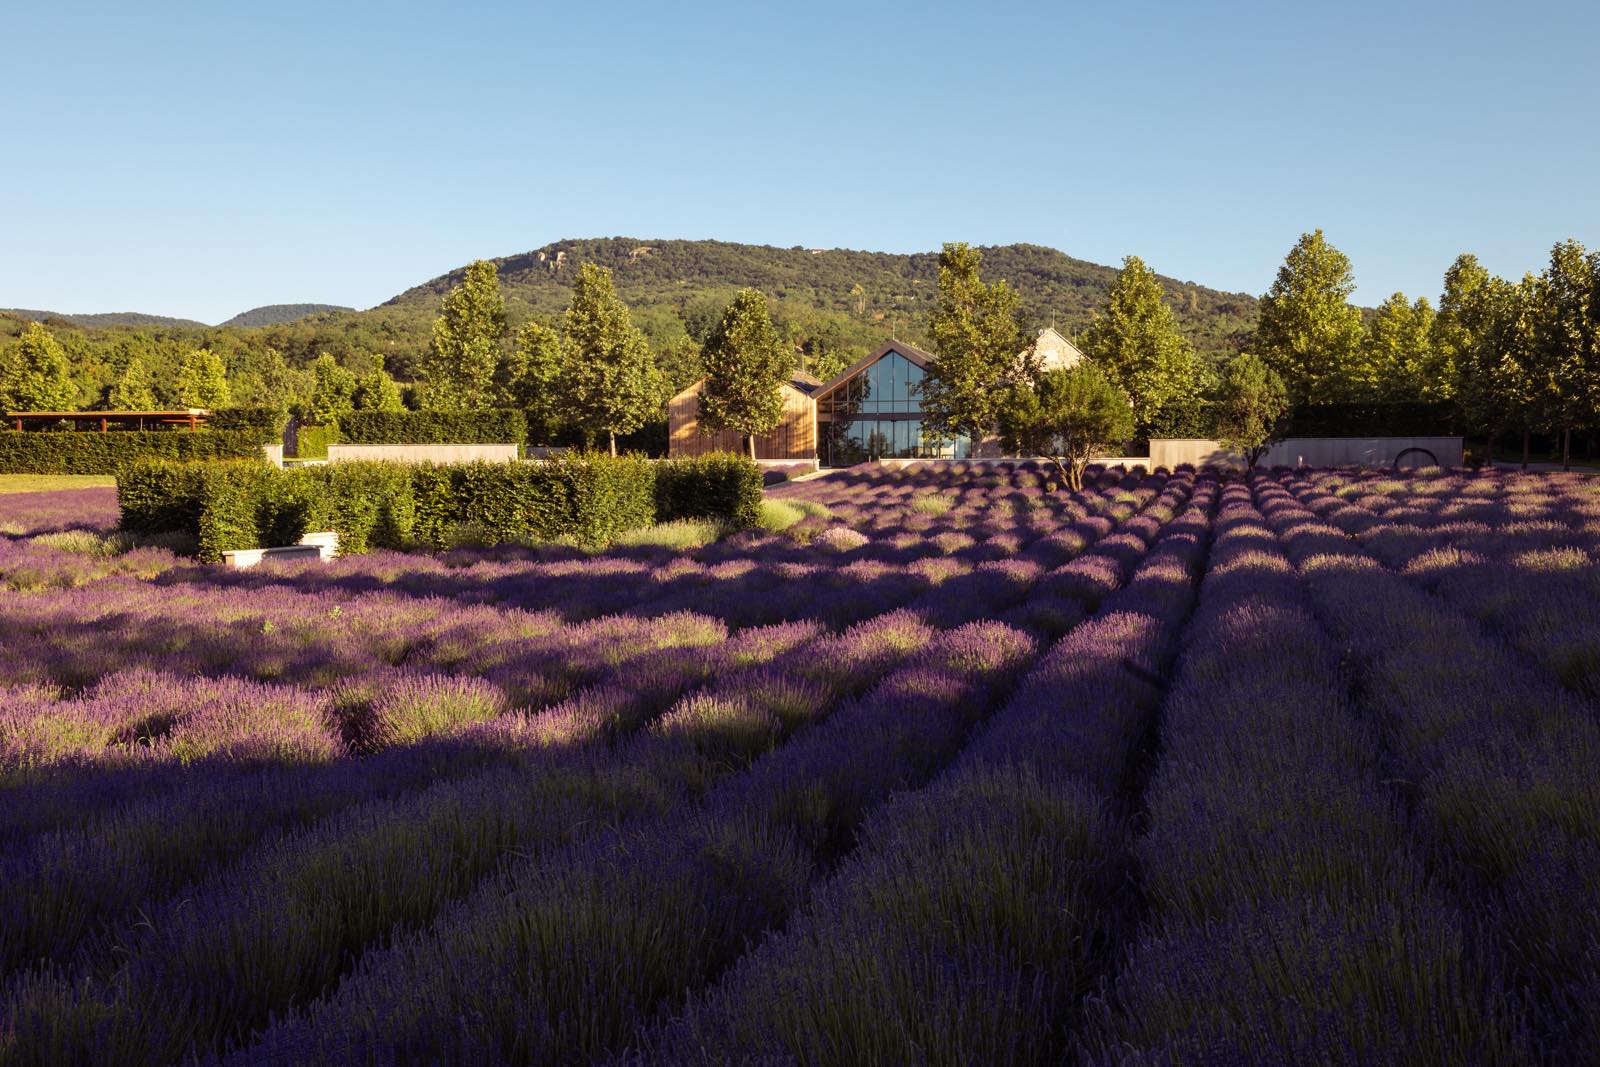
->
xmin=1079 ymin=255 xmax=1202 ymax=439
xmin=698 ymin=288 xmax=795 ymax=459
xmin=420 ymin=260 xmax=506 ymax=410
xmin=353 ymin=355 xmax=405 ymax=412
xmin=1213 ymin=352 xmax=1289 ymax=467
xmin=1255 ymin=230 xmax=1365 ymax=405
xmin=922 ymin=242 xmax=1025 ymax=445
xmin=1355 ymin=292 xmax=1442 ymax=402
xmin=997 ymin=363 xmax=1133 ymax=491
xmin=1 ymin=322 xmax=78 ymax=411
xmin=499 ymin=321 xmax=565 ymax=444
xmin=305 ymin=354 xmax=357 ymax=424
xmin=174 ymin=347 xmax=232 ymax=408
xmin=108 ymin=356 xmax=157 ymax=410
xmin=560 ymin=263 xmax=666 ymax=454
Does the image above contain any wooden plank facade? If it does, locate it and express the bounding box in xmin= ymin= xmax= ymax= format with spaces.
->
xmin=667 ymin=379 xmax=817 ymax=460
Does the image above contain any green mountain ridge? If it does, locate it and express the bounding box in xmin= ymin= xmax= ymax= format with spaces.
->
xmin=376 ymin=238 xmax=1259 ymax=366
xmin=3 ymin=304 xmax=351 ymax=330
xmin=219 ymin=304 xmax=354 ymax=328
xmin=2 ymin=308 xmax=210 ymax=330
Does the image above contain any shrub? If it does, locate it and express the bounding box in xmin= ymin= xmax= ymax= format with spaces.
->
xmin=295 ymin=424 xmax=340 ymax=459
xmin=336 ymin=410 xmax=527 ymax=445
xmin=0 ymin=430 xmax=264 ymax=474
xmin=207 ymin=408 xmax=288 ymax=444
xmin=656 ymin=453 xmax=764 ymax=528
xmin=118 ymin=460 xmax=212 ymax=536
xmin=119 ymin=453 xmax=670 ymax=557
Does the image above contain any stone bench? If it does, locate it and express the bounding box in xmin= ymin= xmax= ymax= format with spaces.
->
xmin=221 ymin=531 xmax=339 ymax=569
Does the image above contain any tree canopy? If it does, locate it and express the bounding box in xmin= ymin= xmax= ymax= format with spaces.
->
xmin=1213 ymin=352 xmax=1289 ymax=467
xmin=998 ymin=363 xmax=1133 ymax=491
xmin=697 ymin=288 xmax=795 ymax=458
xmin=1 ymin=322 xmax=79 ymax=411
xmin=419 ymin=260 xmax=506 ymax=410
xmin=559 ymin=263 xmax=666 ymax=453
xmin=1080 ymin=255 xmax=1202 ymax=439
xmin=108 ymin=356 xmax=157 ymax=410
xmin=174 ymin=347 xmax=232 ymax=408
xmin=1255 ymin=230 xmax=1365 ymax=405
xmin=921 ymin=242 xmax=1025 ymax=443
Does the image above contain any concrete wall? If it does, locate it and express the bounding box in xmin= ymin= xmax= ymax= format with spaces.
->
xmin=261 ymin=443 xmax=284 ymax=468
xmin=1150 ymin=437 xmax=1463 ymax=470
xmin=326 ymin=443 xmax=521 ymax=465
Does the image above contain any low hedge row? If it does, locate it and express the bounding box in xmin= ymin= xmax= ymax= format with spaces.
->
xmin=0 ymin=430 xmax=265 ymax=474
xmin=656 ymin=452 xmax=764 ymax=527
xmin=207 ymin=408 xmax=289 ymax=443
xmin=336 ymin=410 xmax=527 ymax=445
xmin=117 ymin=452 xmax=759 ymax=560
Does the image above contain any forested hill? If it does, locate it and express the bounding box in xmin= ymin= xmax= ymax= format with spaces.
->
xmin=219 ymin=304 xmax=353 ymax=328
xmin=379 ymin=238 xmax=1258 ymax=365
xmin=2 ymin=308 xmax=209 ymax=330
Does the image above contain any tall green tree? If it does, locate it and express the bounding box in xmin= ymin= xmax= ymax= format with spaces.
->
xmin=1354 ymin=292 xmax=1442 ymax=402
xmin=108 ymin=356 xmax=157 ymax=409
xmin=1079 ymin=255 xmax=1202 ymax=439
xmin=697 ymin=288 xmax=796 ymax=459
xmin=1 ymin=322 xmax=78 ymax=411
xmin=1533 ymin=240 xmax=1597 ymax=467
xmin=1255 ymin=229 xmax=1365 ymax=405
xmin=420 ymin=259 xmax=506 ymax=410
xmin=499 ymin=320 xmax=565 ymax=444
xmin=174 ymin=347 xmax=232 ymax=408
xmin=997 ymin=363 xmax=1133 ymax=491
xmin=560 ymin=263 xmax=666 ymax=454
xmin=352 ymin=355 xmax=405 ymax=412
xmin=1213 ymin=352 xmax=1290 ymax=468
xmin=304 ymin=354 xmax=357 ymax=424
xmin=922 ymin=242 xmax=1025 ymax=444
xmin=1435 ymin=254 xmax=1493 ymax=413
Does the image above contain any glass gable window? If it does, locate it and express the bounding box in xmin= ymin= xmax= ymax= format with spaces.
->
xmin=816 ymin=350 xmax=925 ymax=415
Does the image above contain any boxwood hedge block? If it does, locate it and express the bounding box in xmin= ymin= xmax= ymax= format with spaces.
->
xmin=337 ymin=410 xmax=527 ymax=445
xmin=0 ymin=430 xmax=263 ymax=474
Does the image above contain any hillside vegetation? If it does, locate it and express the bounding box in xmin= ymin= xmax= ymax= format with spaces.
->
xmin=0 ymin=238 xmax=1259 ymax=411
xmin=219 ymin=304 xmax=354 ymax=328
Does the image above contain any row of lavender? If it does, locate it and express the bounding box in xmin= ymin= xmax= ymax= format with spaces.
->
xmin=9 ymin=462 xmax=1593 ymax=1062
xmin=0 ymin=466 xmax=1201 ymax=1064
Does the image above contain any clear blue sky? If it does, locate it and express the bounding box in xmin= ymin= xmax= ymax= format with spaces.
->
xmin=4 ymin=0 xmax=1596 ymax=323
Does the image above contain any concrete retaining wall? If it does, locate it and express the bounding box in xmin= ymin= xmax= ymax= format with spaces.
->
xmin=326 ymin=443 xmax=521 ymax=465
xmin=1150 ymin=437 xmax=1464 ymax=470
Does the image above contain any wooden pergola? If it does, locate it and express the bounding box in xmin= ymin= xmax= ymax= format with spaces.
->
xmin=7 ymin=410 xmax=210 ymax=432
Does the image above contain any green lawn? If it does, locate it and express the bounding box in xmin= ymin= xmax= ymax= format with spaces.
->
xmin=0 ymin=474 xmax=118 ymax=494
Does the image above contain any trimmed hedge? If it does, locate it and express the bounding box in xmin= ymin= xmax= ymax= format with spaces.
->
xmin=337 ymin=410 xmax=527 ymax=445
xmin=207 ymin=408 xmax=289 ymax=444
xmin=118 ymin=452 xmax=683 ymax=559
xmin=655 ymin=452 xmax=764 ymax=528
xmin=0 ymin=430 xmax=264 ymax=475
xmin=1286 ymin=402 xmax=1457 ymax=438
xmin=294 ymin=424 xmax=340 ymax=460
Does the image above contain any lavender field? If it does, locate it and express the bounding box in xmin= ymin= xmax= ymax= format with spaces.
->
xmin=1 ymin=463 xmax=1598 ymax=1065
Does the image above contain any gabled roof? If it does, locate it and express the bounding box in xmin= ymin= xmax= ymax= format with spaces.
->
xmin=668 ymin=372 xmax=822 ymax=406
xmin=813 ymin=339 xmax=936 ymax=398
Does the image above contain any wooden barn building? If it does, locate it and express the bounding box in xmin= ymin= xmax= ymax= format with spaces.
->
xmin=668 ymin=330 xmax=1084 ymax=466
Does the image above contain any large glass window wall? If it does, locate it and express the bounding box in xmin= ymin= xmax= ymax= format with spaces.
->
xmin=820 ymin=418 xmax=971 ymax=466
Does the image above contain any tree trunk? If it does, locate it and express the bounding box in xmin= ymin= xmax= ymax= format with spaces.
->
xmin=1483 ymin=434 xmax=1493 ymax=467
xmin=608 ymin=431 xmax=617 ymax=457
xmin=747 ymin=435 xmax=756 ymax=462
xmin=1522 ymin=430 xmax=1530 ymax=471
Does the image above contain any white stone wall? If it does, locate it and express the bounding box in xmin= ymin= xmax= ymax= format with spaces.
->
xmin=326 ymin=444 xmax=521 ymax=465
xmin=1149 ymin=437 xmax=1464 ymax=470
